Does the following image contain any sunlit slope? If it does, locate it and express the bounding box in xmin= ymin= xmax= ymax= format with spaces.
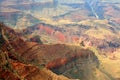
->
xmin=89 ymin=47 xmax=120 ymax=80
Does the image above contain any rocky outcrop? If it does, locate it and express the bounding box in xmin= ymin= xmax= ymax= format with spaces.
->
xmin=0 ymin=23 xmax=70 ymax=80
xmin=9 ymin=60 xmax=69 ymax=80
xmin=1 ymin=21 xmax=119 ymax=80
xmin=23 ymin=23 xmax=120 ymax=56
xmin=0 ymin=23 xmax=99 ymax=80
xmin=45 ymin=46 xmax=99 ymax=80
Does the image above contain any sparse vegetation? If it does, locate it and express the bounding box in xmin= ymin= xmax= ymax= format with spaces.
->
xmin=0 ymin=0 xmax=120 ymax=80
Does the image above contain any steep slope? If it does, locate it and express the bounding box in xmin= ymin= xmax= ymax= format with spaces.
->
xmin=0 ymin=0 xmax=120 ymax=80
xmin=10 ymin=60 xmax=69 ymax=80
xmin=0 ymin=54 xmax=69 ymax=80
xmin=23 ymin=22 xmax=120 ymax=55
xmin=20 ymin=23 xmax=120 ymax=80
xmin=0 ymin=23 xmax=115 ymax=80
xmin=0 ymin=23 xmax=70 ymax=80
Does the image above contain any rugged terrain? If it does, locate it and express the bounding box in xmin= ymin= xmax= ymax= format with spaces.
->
xmin=0 ymin=23 xmax=120 ymax=80
xmin=0 ymin=23 xmax=70 ymax=80
xmin=0 ymin=0 xmax=120 ymax=80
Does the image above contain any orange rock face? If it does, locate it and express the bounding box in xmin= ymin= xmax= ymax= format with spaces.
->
xmin=46 ymin=58 xmax=68 ymax=69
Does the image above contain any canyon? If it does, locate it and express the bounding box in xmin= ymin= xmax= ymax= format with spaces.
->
xmin=0 ymin=0 xmax=120 ymax=80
